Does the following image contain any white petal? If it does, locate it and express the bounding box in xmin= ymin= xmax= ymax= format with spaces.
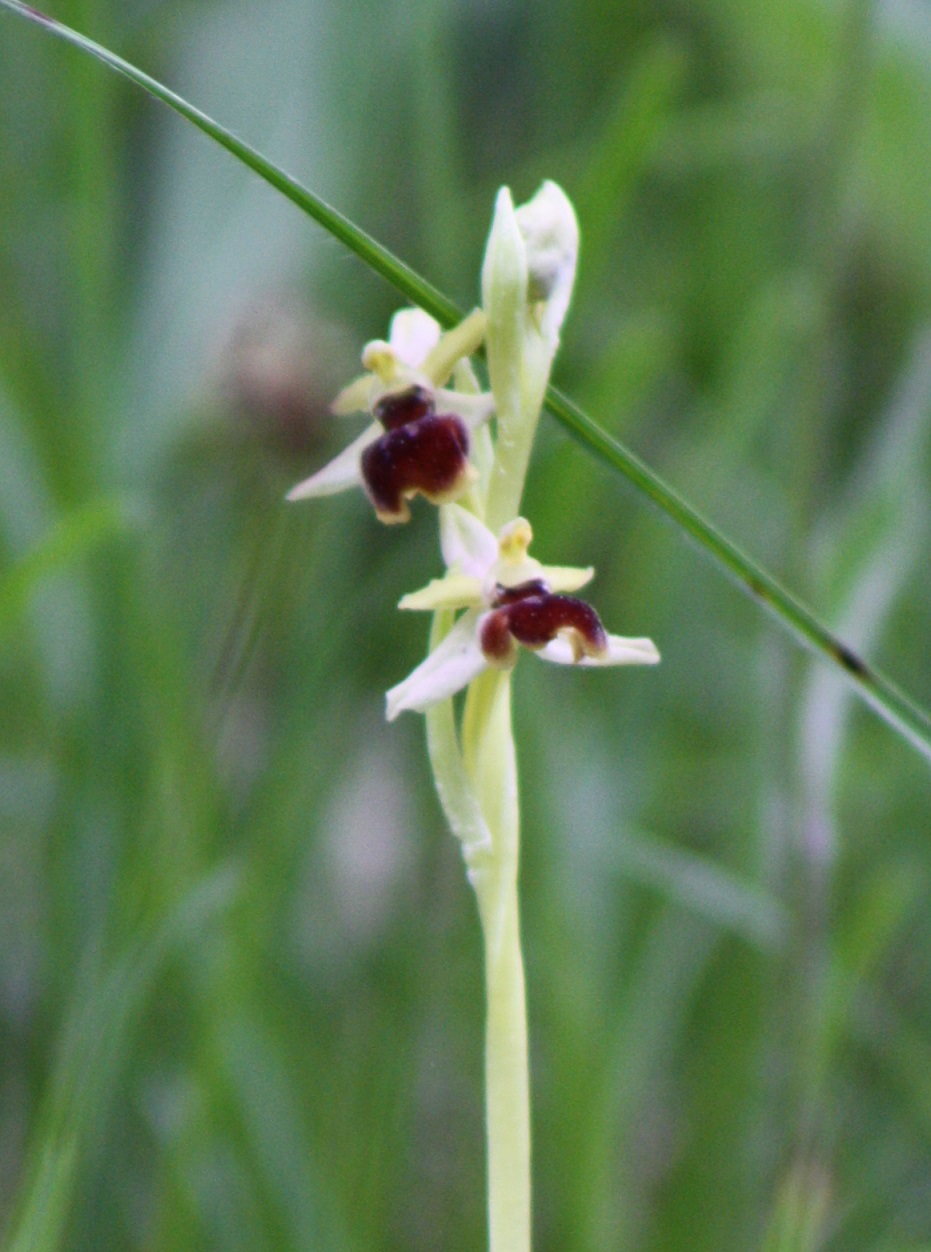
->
xmin=439 ymin=505 xmax=498 ymax=579
xmin=538 ymin=634 xmax=661 ymax=667
xmin=434 ymin=388 xmax=496 ymax=431
xmin=398 ymin=574 xmax=483 ymax=613
xmin=386 ymin=612 xmax=487 ymax=719
xmin=539 ymin=564 xmax=595 ymax=594
xmin=286 ymin=422 xmax=381 ymax=501
xmin=388 ymin=308 xmax=442 ymax=367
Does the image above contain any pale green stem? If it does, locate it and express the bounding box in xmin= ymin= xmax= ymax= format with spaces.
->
xmin=477 ymin=871 xmax=530 ymax=1252
xmin=478 ymin=868 xmax=530 ymax=1252
xmin=427 ymin=642 xmax=531 ymax=1251
xmin=462 ymin=669 xmax=530 ymax=1252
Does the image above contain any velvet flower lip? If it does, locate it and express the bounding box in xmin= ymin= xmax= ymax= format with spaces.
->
xmin=386 ymin=505 xmax=660 ymax=719
xmin=287 ymin=308 xmax=494 ymax=523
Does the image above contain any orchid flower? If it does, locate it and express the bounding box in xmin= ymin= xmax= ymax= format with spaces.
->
xmin=386 ymin=504 xmax=659 ymax=719
xmin=287 ymin=307 xmax=494 ymax=522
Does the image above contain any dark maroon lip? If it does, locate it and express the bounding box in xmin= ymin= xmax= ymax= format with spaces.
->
xmin=373 ymin=384 xmax=436 ymax=432
xmin=480 ymin=590 xmax=609 ymax=665
xmin=362 ymin=414 xmax=471 ymax=523
xmin=361 ymin=384 xmax=474 ymax=522
xmin=491 ymin=579 xmax=551 ymax=606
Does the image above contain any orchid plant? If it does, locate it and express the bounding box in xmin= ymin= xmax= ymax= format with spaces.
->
xmin=288 ymin=181 xmax=659 ymax=1252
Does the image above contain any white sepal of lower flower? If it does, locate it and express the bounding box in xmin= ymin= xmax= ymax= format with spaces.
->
xmin=386 ymin=505 xmax=659 ymax=720
xmin=286 ymin=308 xmax=492 ymax=504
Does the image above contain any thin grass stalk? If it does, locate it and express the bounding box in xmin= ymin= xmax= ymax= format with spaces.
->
xmin=2 ymin=0 xmax=930 ymax=764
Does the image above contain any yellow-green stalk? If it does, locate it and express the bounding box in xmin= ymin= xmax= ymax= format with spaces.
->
xmin=425 ymin=182 xmax=579 ymax=1252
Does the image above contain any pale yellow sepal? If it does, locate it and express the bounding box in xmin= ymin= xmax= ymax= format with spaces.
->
xmin=399 ymin=573 xmax=483 ymax=613
xmin=330 ymin=374 xmax=373 ymax=416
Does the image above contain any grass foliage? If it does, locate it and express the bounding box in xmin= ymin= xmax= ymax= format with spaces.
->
xmin=1 ymin=0 xmax=931 ymax=1248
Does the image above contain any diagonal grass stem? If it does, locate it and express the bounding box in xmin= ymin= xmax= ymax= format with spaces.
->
xmin=3 ymin=0 xmax=929 ymax=764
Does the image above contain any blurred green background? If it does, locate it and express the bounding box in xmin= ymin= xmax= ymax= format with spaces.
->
xmin=2 ymin=0 xmax=931 ymax=1248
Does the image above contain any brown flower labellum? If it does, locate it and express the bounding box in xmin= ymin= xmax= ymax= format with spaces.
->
xmin=479 ymin=579 xmax=609 ymax=667
xmin=361 ymin=385 xmax=474 ymax=524
xmin=372 ymin=384 xmax=435 ymax=431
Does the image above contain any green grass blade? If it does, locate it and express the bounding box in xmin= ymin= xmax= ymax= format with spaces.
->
xmin=614 ymin=824 xmax=787 ymax=951
xmin=0 ymin=496 xmax=134 ymax=643
xmin=2 ymin=867 xmax=240 ymax=1252
xmin=3 ymin=1136 xmax=78 ymax=1252
xmin=2 ymin=0 xmax=930 ymax=765
xmin=544 ymin=383 xmax=931 ymax=765
xmin=0 ymin=0 xmax=460 ymax=328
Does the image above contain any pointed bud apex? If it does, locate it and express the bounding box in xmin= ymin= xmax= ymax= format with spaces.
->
xmin=480 ymin=182 xmax=580 ymax=528
xmin=480 ymin=187 xmax=527 ymax=428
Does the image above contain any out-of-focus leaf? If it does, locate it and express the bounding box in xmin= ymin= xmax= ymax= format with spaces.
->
xmin=760 ymin=1160 xmax=832 ymax=1252
xmin=0 ymin=497 xmax=135 ymax=644
xmin=573 ymin=35 xmax=688 ymax=288
xmin=2 ymin=866 xmax=240 ymax=1252
xmin=614 ymin=822 xmax=786 ymax=950
xmin=799 ymin=327 xmax=931 ymax=837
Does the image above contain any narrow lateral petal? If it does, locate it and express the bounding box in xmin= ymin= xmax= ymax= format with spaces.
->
xmin=541 ymin=564 xmax=595 ymax=594
xmin=434 ymin=389 xmax=495 ymax=431
xmin=538 ymin=634 xmax=660 ymax=667
xmin=421 ymin=309 xmax=487 ymax=386
xmin=399 ymin=574 xmax=483 ymax=612
xmin=330 ymin=375 xmax=372 ymax=416
xmin=386 ymin=612 xmax=487 ymax=719
xmin=286 ymin=422 xmax=380 ymax=500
